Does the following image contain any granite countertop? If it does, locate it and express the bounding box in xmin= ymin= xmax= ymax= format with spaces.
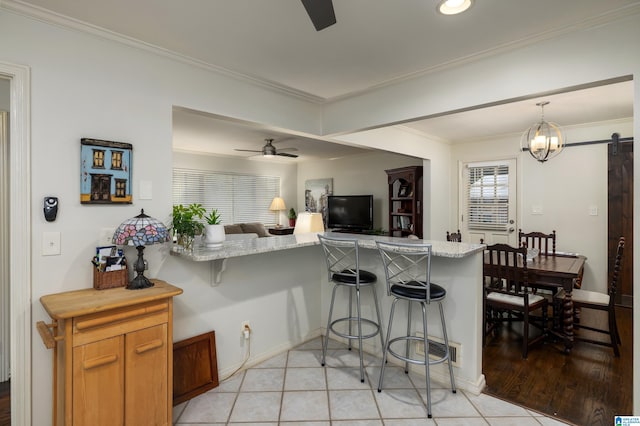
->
xmin=169 ymin=232 xmax=485 ymax=262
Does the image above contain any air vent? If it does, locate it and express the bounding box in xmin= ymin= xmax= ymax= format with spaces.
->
xmin=415 ymin=332 xmax=460 ymax=367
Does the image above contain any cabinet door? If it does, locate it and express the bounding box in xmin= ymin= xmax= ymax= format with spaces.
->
xmin=125 ymin=324 xmax=168 ymax=425
xmin=73 ymin=335 xmax=125 ymax=426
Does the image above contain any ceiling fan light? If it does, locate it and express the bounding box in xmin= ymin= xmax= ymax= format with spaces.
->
xmin=437 ymin=0 xmax=473 ymax=15
xmin=262 ymin=139 xmax=277 ymax=156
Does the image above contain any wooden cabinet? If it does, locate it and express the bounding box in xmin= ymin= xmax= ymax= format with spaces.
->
xmin=386 ymin=166 xmax=423 ymax=238
xmin=38 ymin=280 xmax=183 ymax=426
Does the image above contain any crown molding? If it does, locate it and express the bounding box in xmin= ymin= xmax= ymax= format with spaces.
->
xmin=1 ymin=0 xmax=327 ymax=104
xmin=323 ymin=3 xmax=640 ymax=103
xmin=4 ymin=0 xmax=640 ymax=105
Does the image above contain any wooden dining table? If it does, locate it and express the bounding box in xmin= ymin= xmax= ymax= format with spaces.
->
xmin=522 ymin=253 xmax=587 ymax=353
xmin=483 ymin=250 xmax=586 ymax=353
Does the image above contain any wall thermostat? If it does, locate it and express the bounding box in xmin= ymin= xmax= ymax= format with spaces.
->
xmin=44 ymin=197 xmax=58 ymax=222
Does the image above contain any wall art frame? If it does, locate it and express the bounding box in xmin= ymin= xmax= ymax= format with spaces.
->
xmin=80 ymin=138 xmax=133 ymax=204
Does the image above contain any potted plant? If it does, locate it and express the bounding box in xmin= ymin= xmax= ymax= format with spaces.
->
xmin=171 ymin=203 xmax=205 ymax=250
xmin=288 ymin=208 xmax=297 ymax=227
xmin=203 ymin=208 xmax=225 ymax=248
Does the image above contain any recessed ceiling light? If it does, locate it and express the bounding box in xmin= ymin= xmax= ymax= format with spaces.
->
xmin=437 ymin=0 xmax=473 ymax=15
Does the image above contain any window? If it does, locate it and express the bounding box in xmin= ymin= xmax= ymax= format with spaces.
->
xmin=114 ymin=179 xmax=127 ymax=198
xmin=466 ymin=163 xmax=509 ymax=230
xmin=111 ymin=151 xmax=123 ymax=169
xmin=92 ymin=149 xmax=105 ymax=168
xmin=172 ymin=168 xmax=280 ymax=225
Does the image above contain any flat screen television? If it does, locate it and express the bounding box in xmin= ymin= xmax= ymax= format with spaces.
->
xmin=327 ymin=195 xmax=374 ymax=231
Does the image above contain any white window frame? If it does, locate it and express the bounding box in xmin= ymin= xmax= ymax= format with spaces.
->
xmin=172 ymin=168 xmax=280 ymax=225
xmin=465 ymin=162 xmax=510 ymax=231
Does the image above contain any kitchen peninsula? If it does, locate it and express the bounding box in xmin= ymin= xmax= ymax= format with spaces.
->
xmin=168 ymin=232 xmax=486 ymax=394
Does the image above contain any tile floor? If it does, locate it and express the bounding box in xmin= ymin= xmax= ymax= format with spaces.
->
xmin=173 ymin=337 xmax=572 ymax=425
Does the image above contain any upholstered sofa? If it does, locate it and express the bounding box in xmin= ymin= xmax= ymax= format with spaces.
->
xmin=223 ymin=222 xmax=273 ymax=237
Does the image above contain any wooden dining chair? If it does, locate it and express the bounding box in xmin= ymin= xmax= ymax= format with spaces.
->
xmin=518 ymin=229 xmax=556 ymax=255
xmin=519 ymin=229 xmax=561 ymax=321
xmin=446 ymin=230 xmax=462 ymax=242
xmin=483 ymin=243 xmax=548 ymax=358
xmin=556 ymin=237 xmax=625 ymax=356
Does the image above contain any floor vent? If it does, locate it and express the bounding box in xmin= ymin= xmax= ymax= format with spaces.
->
xmin=415 ymin=332 xmax=461 ymax=367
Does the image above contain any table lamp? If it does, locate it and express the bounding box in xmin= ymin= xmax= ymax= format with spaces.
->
xmin=293 ymin=212 xmax=325 ymax=234
xmin=112 ymin=209 xmax=170 ymax=290
xmin=269 ymin=197 xmax=286 ymax=228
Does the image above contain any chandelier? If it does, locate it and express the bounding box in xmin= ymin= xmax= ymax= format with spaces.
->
xmin=521 ymin=101 xmax=565 ymax=163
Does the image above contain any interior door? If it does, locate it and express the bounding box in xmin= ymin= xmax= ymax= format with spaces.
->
xmin=608 ymin=139 xmax=633 ymax=307
xmin=459 ymin=159 xmax=517 ymax=245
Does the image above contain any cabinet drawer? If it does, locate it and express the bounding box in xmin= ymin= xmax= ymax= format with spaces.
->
xmin=72 ymin=300 xmax=169 ymax=346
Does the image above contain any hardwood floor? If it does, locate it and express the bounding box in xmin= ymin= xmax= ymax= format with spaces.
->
xmin=0 ymin=380 xmax=9 ymax=426
xmin=483 ymin=306 xmax=632 ymax=426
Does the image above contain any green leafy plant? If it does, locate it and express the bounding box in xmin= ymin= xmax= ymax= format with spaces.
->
xmin=171 ymin=203 xmax=206 ymax=240
xmin=288 ymin=208 xmax=297 ymax=220
xmin=204 ymin=208 xmax=221 ymax=225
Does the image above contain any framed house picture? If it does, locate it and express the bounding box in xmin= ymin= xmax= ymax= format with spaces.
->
xmin=80 ymin=138 xmax=133 ymax=204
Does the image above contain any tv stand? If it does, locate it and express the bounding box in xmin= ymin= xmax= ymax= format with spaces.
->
xmin=330 ymin=228 xmax=374 ymax=235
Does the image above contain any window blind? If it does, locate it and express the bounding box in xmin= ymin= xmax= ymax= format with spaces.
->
xmin=172 ymin=168 xmax=280 ymax=225
xmin=466 ymin=163 xmax=509 ymax=230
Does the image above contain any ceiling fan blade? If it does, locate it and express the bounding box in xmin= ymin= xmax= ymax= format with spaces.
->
xmin=234 ymin=148 xmax=262 ymax=153
xmin=301 ymin=0 xmax=336 ymax=31
xmin=276 ymin=152 xmax=299 ymax=158
xmin=277 ymin=147 xmax=298 ymax=152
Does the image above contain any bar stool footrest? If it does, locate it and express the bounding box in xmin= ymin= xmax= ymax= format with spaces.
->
xmin=329 ymin=317 xmax=380 ymax=340
xmin=387 ymin=336 xmax=450 ymax=366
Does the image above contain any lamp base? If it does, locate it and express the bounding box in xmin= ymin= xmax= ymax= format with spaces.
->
xmin=127 ymin=273 xmax=154 ymax=290
xmin=126 ymin=245 xmax=155 ymax=290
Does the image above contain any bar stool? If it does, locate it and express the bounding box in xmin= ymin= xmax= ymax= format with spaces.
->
xmin=317 ymin=234 xmax=385 ymax=383
xmin=376 ymin=241 xmax=456 ymax=419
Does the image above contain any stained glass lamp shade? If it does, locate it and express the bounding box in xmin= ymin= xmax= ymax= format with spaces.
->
xmin=112 ymin=209 xmax=170 ymax=290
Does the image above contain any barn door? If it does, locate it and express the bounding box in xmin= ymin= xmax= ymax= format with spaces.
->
xmin=608 ymin=137 xmax=633 ymax=307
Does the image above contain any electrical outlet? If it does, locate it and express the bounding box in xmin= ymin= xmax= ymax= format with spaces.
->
xmin=241 ymin=321 xmax=251 ymax=336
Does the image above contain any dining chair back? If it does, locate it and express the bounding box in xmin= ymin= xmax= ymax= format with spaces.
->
xmin=483 ymin=242 xmax=548 ymax=358
xmin=519 ymin=229 xmax=556 ymax=255
xmin=317 ymin=234 xmax=384 ymax=382
xmin=375 ymin=241 xmax=456 ymax=419
xmin=556 ymin=236 xmax=625 ymax=356
xmin=446 ymin=229 xmax=462 ymax=242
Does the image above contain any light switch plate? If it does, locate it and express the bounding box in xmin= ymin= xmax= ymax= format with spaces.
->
xmin=139 ymin=180 xmax=152 ymax=200
xmin=42 ymin=231 xmax=61 ymax=256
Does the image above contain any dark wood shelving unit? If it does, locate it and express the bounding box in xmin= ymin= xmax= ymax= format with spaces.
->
xmin=386 ymin=166 xmax=423 ymax=238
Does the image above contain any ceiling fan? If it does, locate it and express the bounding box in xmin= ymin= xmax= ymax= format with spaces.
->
xmin=301 ymin=0 xmax=336 ymax=31
xmin=235 ymin=138 xmax=299 ymax=158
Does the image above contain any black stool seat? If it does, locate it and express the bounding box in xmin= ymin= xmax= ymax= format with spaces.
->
xmin=332 ymin=269 xmax=377 ymax=285
xmin=391 ymin=281 xmax=446 ymax=300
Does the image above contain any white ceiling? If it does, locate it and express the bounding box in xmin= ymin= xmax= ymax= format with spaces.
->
xmin=12 ymin=0 xmax=637 ymax=158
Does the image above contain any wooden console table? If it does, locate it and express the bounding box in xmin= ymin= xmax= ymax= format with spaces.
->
xmin=37 ymin=279 xmax=183 ymax=426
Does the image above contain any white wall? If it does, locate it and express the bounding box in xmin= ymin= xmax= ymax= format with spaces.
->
xmin=296 ymin=150 xmax=422 ymax=232
xmin=2 ymin=4 xmax=640 ymax=422
xmin=337 ymin=126 xmax=452 ymax=239
xmin=451 ymin=119 xmax=634 ymax=293
xmin=0 ymin=10 xmax=323 ymax=425
xmin=173 ymin=150 xmax=298 ymax=226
